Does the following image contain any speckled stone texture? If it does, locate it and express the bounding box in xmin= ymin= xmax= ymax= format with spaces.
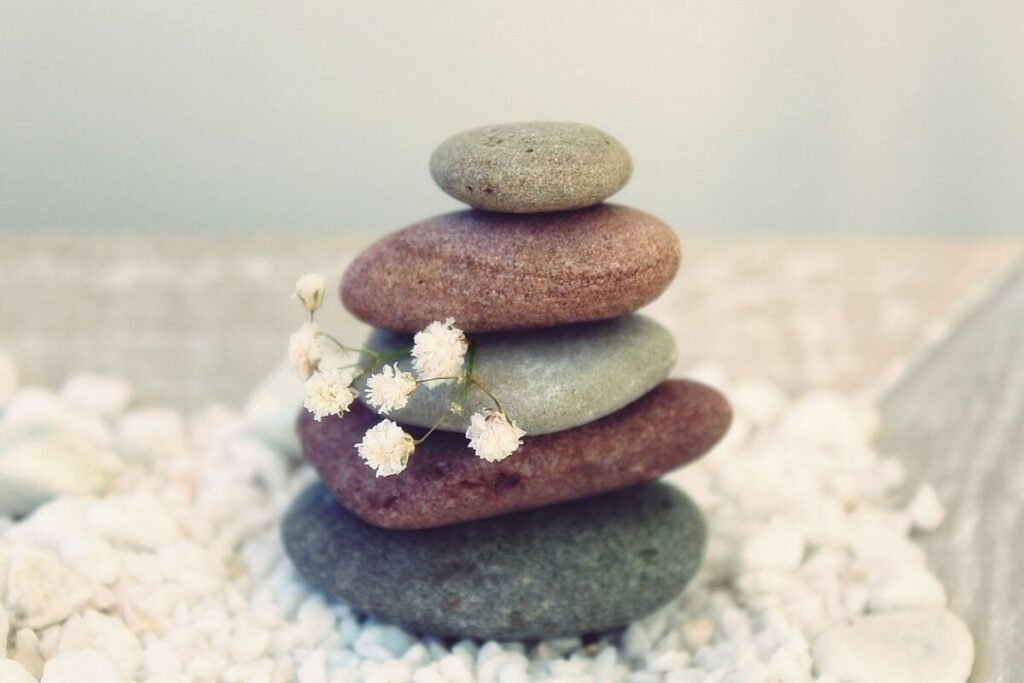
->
xmin=282 ymin=481 xmax=706 ymax=640
xmin=301 ymin=379 xmax=731 ymax=529
xmin=340 ymin=205 xmax=681 ymax=333
xmin=355 ymin=315 xmax=676 ymax=435
xmin=429 ymin=122 xmax=632 ymax=213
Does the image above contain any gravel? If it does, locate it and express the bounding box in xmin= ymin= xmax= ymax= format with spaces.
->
xmin=0 ymin=352 xmax=972 ymax=682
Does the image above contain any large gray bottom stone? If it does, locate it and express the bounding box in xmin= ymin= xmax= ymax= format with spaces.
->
xmin=282 ymin=482 xmax=706 ymax=640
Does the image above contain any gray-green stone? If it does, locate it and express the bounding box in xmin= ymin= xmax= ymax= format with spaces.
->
xmin=430 ymin=122 xmax=633 ymax=213
xmin=356 ymin=315 xmax=676 ymax=436
xmin=282 ymin=481 xmax=706 ymax=640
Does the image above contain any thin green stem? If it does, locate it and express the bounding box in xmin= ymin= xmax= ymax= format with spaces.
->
xmin=470 ymin=378 xmax=503 ymax=413
xmin=415 ymin=376 xmax=464 ymax=384
xmin=413 ymin=412 xmax=450 ymax=445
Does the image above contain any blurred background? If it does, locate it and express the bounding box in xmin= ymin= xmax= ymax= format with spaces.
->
xmin=2 ymin=1 xmax=1023 ymax=238
xmin=1 ymin=1 xmax=1022 ymax=408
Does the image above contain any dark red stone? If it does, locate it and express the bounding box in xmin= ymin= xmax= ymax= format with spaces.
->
xmin=299 ymin=379 xmax=731 ymax=530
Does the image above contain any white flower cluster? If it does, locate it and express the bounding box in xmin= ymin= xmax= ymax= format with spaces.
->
xmin=287 ymin=273 xmax=525 ymax=477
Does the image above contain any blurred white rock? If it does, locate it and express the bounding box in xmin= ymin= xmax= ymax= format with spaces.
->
xmin=813 ymin=609 xmax=973 ymax=683
xmin=114 ymin=407 xmax=188 ymax=463
xmin=0 ymin=658 xmax=37 ymax=683
xmin=240 ymin=363 xmax=303 ymax=460
xmin=58 ymin=374 xmax=133 ymax=417
xmin=869 ymin=568 xmax=947 ymax=611
xmin=57 ymin=610 xmax=141 ymax=679
xmin=3 ymin=547 xmax=93 ymax=630
xmin=0 ymin=425 xmax=120 ymax=517
xmin=0 ymin=604 xmax=8 ymax=657
xmin=906 ymin=484 xmax=945 ymax=531
xmin=41 ymin=648 xmax=126 ymax=683
xmin=12 ymin=628 xmax=44 ymax=678
xmin=0 ymin=352 xmax=17 ymax=408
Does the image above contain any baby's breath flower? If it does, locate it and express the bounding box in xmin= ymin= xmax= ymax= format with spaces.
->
xmin=288 ymin=322 xmax=322 ymax=380
xmin=364 ymin=364 xmax=417 ymax=415
xmin=411 ymin=318 xmax=468 ymax=383
xmin=294 ymin=272 xmax=326 ymax=312
xmin=357 ymin=419 xmax=415 ymax=477
xmin=465 ymin=409 xmax=526 ymax=462
xmin=303 ymin=367 xmax=357 ymax=421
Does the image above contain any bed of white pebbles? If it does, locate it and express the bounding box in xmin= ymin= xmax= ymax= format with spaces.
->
xmin=0 ymin=351 xmax=974 ymax=683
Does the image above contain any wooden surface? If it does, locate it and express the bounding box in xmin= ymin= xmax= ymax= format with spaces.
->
xmin=880 ymin=263 xmax=1024 ymax=683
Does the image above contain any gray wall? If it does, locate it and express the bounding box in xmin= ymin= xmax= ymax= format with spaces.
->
xmin=2 ymin=1 xmax=1022 ymax=237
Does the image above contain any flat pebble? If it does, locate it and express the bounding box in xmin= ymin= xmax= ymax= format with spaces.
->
xmin=303 ymin=380 xmax=730 ymax=529
xmin=357 ymin=314 xmax=676 ymax=435
xmin=282 ymin=482 xmax=705 ymax=640
xmin=341 ymin=204 xmax=680 ymax=333
xmin=429 ymin=122 xmax=632 ymax=212
xmin=812 ymin=610 xmax=974 ymax=683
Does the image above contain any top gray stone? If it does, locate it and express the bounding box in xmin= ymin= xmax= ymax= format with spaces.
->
xmin=429 ymin=122 xmax=632 ymax=213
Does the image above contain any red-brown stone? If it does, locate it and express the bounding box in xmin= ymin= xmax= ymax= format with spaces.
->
xmin=299 ymin=379 xmax=731 ymax=530
xmin=339 ymin=204 xmax=681 ymax=333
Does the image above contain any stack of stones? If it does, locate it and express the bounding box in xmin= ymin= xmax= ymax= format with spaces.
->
xmin=283 ymin=122 xmax=732 ymax=641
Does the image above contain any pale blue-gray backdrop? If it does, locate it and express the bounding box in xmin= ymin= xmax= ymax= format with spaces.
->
xmin=2 ymin=1 xmax=1022 ymax=237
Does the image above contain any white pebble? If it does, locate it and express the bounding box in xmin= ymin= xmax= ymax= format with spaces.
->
xmin=223 ymin=658 xmax=276 ymax=683
xmin=906 ymin=484 xmax=945 ymax=532
xmin=59 ymin=373 xmax=133 ymax=417
xmin=742 ymin=520 xmax=806 ymax=572
xmin=41 ymin=648 xmax=126 ymax=683
xmin=12 ymin=629 xmax=44 ymax=678
xmin=813 ymin=610 xmax=973 ymax=683
xmin=57 ymin=610 xmax=141 ymax=678
xmin=141 ymin=637 xmax=183 ymax=679
xmin=869 ymin=568 xmax=947 ymax=611
xmin=58 ymin=535 xmax=121 ymax=586
xmin=0 ymin=605 xmax=7 ymax=657
xmin=297 ymin=649 xmax=328 ymax=683
xmin=115 ymin=408 xmax=188 ymax=462
xmin=0 ymin=658 xmax=37 ymax=683
xmin=87 ymin=495 xmax=179 ymax=550
xmin=353 ymin=624 xmax=415 ymax=661
xmin=3 ymin=547 xmax=93 ymax=629
xmin=0 ymin=426 xmax=120 ymax=516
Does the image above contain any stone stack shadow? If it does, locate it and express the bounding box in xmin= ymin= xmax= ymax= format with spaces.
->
xmin=283 ymin=122 xmax=732 ymax=641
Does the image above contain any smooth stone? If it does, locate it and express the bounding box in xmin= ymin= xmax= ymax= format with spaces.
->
xmin=340 ymin=204 xmax=681 ymax=333
xmin=812 ymin=610 xmax=974 ymax=683
xmin=282 ymin=481 xmax=706 ymax=640
xmin=355 ymin=314 xmax=676 ymax=435
xmin=302 ymin=379 xmax=731 ymax=529
xmin=429 ymin=122 xmax=632 ymax=213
